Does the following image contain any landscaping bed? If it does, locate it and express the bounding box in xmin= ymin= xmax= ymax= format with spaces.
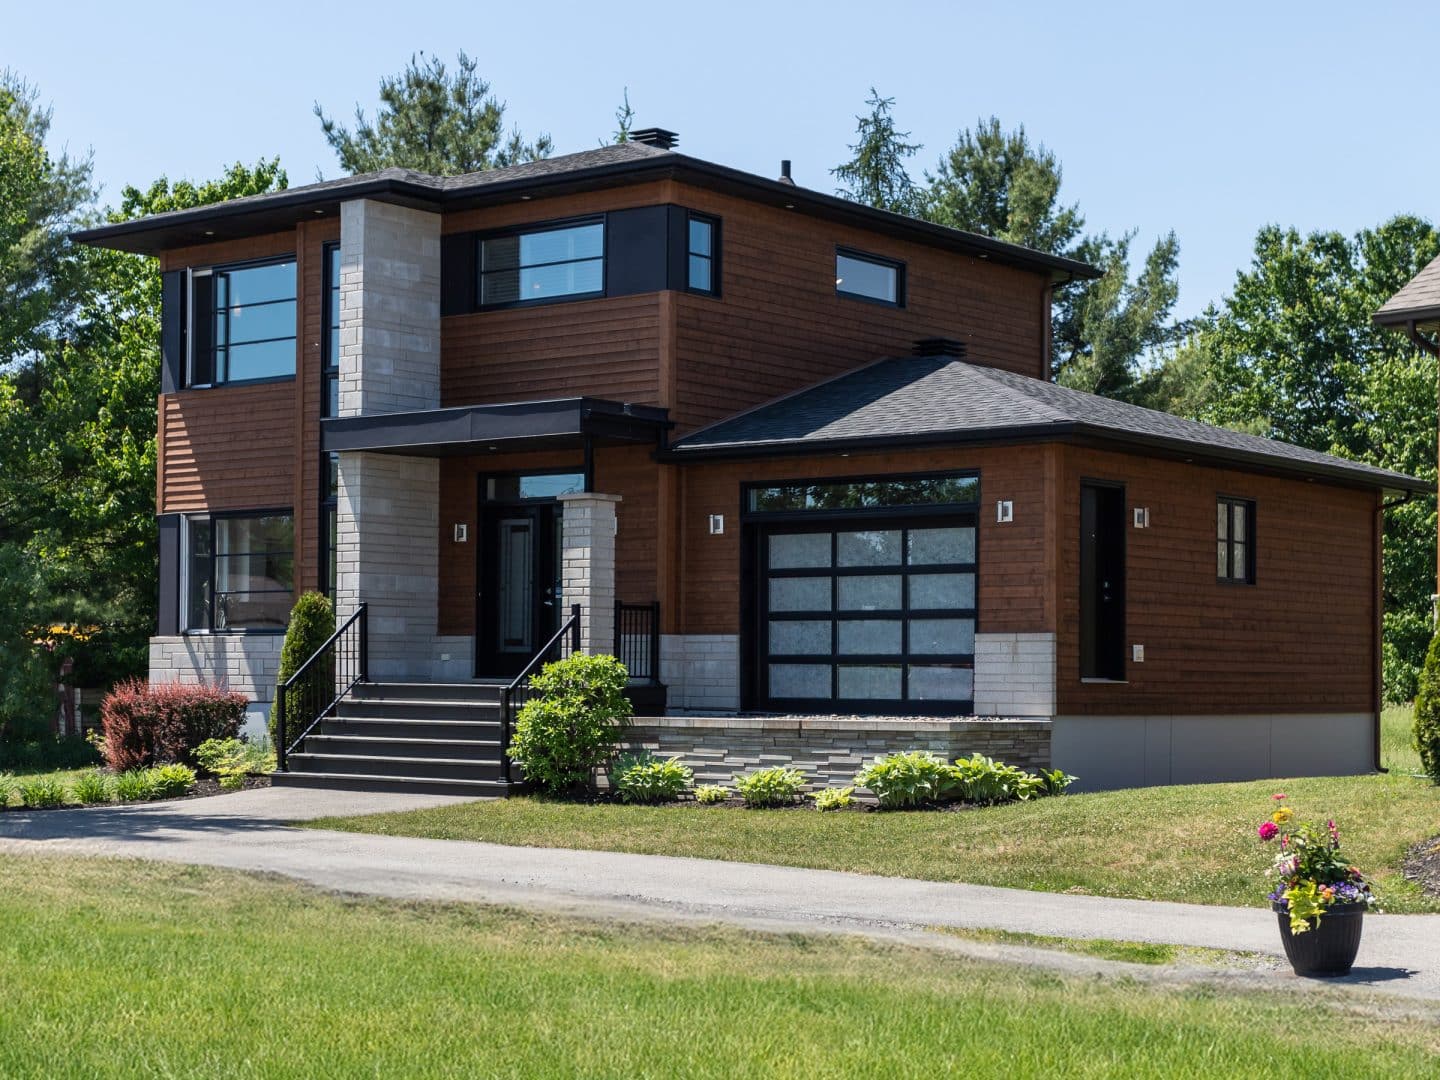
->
xmin=2 ymin=853 xmax=1437 ymax=1076
xmin=1402 ymin=836 xmax=1440 ymax=898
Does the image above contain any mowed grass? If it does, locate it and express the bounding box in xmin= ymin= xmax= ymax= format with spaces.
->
xmin=1 ymin=854 xmax=1438 ymax=1079
xmin=928 ymin=927 xmax=1269 ymax=968
xmin=315 ymin=708 xmax=1440 ymax=912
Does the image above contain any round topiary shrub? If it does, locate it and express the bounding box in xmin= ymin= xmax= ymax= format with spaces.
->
xmin=270 ymin=591 xmax=336 ymax=747
xmin=1413 ymin=629 xmax=1440 ymax=781
xmin=508 ymin=653 xmax=630 ymax=794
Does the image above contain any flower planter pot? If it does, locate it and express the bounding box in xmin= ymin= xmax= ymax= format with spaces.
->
xmin=1272 ymin=901 xmax=1365 ymax=977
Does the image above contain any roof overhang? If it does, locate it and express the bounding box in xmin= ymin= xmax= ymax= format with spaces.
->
xmin=663 ymin=422 xmax=1432 ymax=497
xmin=1373 ymin=307 xmax=1440 ymax=332
xmin=322 ymin=397 xmax=671 ymax=458
xmin=71 ymin=155 xmax=1100 ymax=283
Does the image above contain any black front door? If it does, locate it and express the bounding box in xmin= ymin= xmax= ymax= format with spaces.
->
xmin=1079 ymin=481 xmax=1126 ymax=680
xmin=476 ymin=504 xmax=561 ymax=677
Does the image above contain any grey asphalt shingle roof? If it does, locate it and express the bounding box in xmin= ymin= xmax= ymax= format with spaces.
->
xmin=1375 ymin=253 xmax=1440 ymax=325
xmin=670 ymin=357 xmax=1429 ymax=492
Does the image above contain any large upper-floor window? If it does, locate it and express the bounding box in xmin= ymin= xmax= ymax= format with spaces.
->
xmin=478 ymin=220 xmax=604 ymax=307
xmin=836 ymin=248 xmax=904 ymax=306
xmin=187 ymin=258 xmax=297 ymax=387
xmin=183 ymin=511 xmax=294 ymax=631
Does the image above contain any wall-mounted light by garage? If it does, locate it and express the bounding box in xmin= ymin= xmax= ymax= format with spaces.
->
xmin=709 ymin=514 xmax=725 ymax=535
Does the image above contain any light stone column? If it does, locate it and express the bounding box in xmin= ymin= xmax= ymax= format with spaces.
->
xmin=333 ymin=198 xmax=443 ymax=678
xmin=557 ymin=493 xmax=621 ymax=657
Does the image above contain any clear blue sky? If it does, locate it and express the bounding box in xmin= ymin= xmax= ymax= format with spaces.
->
xmin=12 ymin=0 xmax=1439 ymax=320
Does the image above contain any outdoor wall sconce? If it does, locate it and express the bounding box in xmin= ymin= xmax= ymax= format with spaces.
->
xmin=709 ymin=514 xmax=725 ymax=535
xmin=453 ymin=523 xmax=468 ymax=543
xmin=995 ymin=500 xmax=1014 ymax=523
xmin=1133 ymin=507 xmax=1151 ymax=529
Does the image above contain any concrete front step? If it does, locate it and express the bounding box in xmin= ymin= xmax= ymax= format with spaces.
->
xmin=336 ymin=698 xmax=502 ymax=723
xmin=288 ymin=753 xmax=505 ymax=783
xmin=271 ymin=771 xmax=510 ymax=798
xmin=302 ymin=733 xmax=502 ymax=760
xmin=315 ymin=716 xmax=502 ymax=741
xmin=349 ymin=681 xmax=504 ymax=704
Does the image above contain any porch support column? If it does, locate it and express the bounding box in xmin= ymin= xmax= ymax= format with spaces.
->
xmin=557 ymin=492 xmax=621 ymax=657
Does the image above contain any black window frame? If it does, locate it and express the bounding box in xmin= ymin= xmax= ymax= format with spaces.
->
xmin=474 ymin=215 xmax=606 ymax=311
xmin=740 ymin=469 xmax=981 ymax=714
xmin=182 ymin=508 xmax=295 ymax=634
xmin=1216 ymin=496 xmax=1256 ymax=585
xmin=319 ymin=453 xmax=339 ymax=599
xmin=835 ymin=246 xmax=905 ymax=308
xmin=321 ymin=241 xmax=341 ymax=418
xmin=685 ymin=211 xmax=720 ymax=297
xmin=185 ymin=254 xmax=298 ymax=390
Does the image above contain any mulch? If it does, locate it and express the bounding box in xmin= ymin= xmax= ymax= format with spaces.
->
xmin=1401 ymin=835 xmax=1440 ymax=898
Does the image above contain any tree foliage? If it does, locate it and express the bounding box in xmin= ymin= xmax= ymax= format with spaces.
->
xmin=1186 ymin=216 xmax=1440 ymax=700
xmin=1415 ymin=629 xmax=1440 ymax=780
xmin=831 ymin=89 xmax=922 ymax=215
xmin=315 ymin=51 xmax=551 ymax=176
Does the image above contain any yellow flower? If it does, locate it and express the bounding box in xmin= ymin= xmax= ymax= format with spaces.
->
xmin=1272 ymin=807 xmax=1293 ymax=825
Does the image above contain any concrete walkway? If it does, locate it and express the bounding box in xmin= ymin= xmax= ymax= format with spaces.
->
xmin=2 ymin=786 xmax=1438 ymax=1002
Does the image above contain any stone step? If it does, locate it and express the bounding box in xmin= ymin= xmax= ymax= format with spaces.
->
xmin=314 ymin=716 xmax=502 ymax=741
xmin=350 ymin=681 xmax=504 ymax=704
xmin=288 ymin=753 xmax=505 ymax=783
xmin=335 ymin=698 xmax=502 ymax=723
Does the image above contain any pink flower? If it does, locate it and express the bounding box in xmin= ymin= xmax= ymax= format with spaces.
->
xmin=1272 ymin=793 xmax=1288 ymax=801
xmin=1258 ymin=821 xmax=1279 ymax=841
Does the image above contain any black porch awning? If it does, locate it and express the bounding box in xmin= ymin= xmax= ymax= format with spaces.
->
xmin=321 ymin=397 xmax=671 ymax=457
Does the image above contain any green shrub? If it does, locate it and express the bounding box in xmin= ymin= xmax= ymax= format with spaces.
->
xmin=71 ymin=770 xmax=115 ymax=804
xmin=150 ymin=764 xmax=196 ymax=799
xmin=115 ymin=769 xmax=158 ymax=802
xmin=271 ymin=592 xmax=336 ymax=747
xmin=18 ymin=776 xmax=67 ymax=809
xmin=0 ymin=772 xmax=15 ymax=807
xmin=694 ymin=784 xmax=728 ymax=805
xmin=0 ymin=736 xmax=101 ymax=772
xmin=611 ymin=751 xmax=692 ymax=804
xmin=1037 ymin=767 xmax=1077 ymax=796
xmin=508 ymin=654 xmax=630 ymax=794
xmin=196 ymin=737 xmax=273 ymax=789
xmin=810 ymin=785 xmax=855 ymax=811
xmin=1414 ymin=629 xmax=1440 ymax=780
xmin=733 ymin=766 xmax=807 ymax=808
xmin=853 ymin=751 xmax=956 ymax=809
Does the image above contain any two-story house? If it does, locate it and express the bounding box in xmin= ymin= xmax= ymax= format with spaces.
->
xmin=76 ymin=130 xmax=1427 ymax=792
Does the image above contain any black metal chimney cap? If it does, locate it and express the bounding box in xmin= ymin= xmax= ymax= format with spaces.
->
xmin=630 ymin=128 xmax=678 ymax=149
xmin=911 ymin=337 xmax=968 ymax=358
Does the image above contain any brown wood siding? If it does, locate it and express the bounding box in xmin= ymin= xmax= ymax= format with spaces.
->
xmin=158 ymin=382 xmax=296 ymax=513
xmin=675 ymin=445 xmax=1052 ymax=636
xmin=1054 ymin=446 xmax=1378 ymax=716
xmin=435 ymin=446 xmax=660 ymax=637
xmin=668 ymin=184 xmax=1050 ymax=434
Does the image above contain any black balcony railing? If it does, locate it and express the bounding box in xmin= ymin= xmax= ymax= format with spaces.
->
xmin=614 ymin=601 xmax=661 ymax=683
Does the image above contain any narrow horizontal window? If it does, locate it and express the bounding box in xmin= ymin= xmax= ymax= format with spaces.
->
xmin=747 ymin=473 xmax=978 ymax=514
xmin=478 ymin=221 xmax=604 ymax=307
xmin=1216 ymin=497 xmax=1255 ymax=584
xmin=836 ymin=249 xmax=903 ymax=305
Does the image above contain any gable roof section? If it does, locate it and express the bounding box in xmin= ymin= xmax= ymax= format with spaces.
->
xmin=667 ymin=357 xmax=1429 ymax=493
xmin=1374 ymin=252 xmax=1440 ymax=328
xmin=70 ymin=143 xmax=1099 ymax=282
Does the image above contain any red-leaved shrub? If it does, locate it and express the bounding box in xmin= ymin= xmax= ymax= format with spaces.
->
xmin=99 ymin=679 xmax=247 ymax=770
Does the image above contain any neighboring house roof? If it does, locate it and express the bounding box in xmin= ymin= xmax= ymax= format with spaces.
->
xmin=1374 ymin=252 xmax=1440 ymax=328
xmin=667 ymin=356 xmax=1430 ymax=493
xmin=70 ymin=142 xmax=1099 ymax=283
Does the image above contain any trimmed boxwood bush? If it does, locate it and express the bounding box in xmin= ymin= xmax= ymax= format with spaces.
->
xmin=1414 ymin=629 xmax=1440 ymax=781
xmin=508 ymin=654 xmax=630 ymax=793
xmin=270 ymin=591 xmax=336 ymax=747
xmin=99 ymin=679 xmax=246 ymax=771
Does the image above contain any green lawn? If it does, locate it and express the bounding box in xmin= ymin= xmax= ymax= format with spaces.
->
xmin=315 ymin=708 xmax=1440 ymax=913
xmin=0 ymin=854 xmax=1436 ymax=1078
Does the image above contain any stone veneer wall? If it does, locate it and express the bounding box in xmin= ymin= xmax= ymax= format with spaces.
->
xmin=558 ymin=492 xmax=619 ymax=656
xmin=148 ymin=634 xmax=283 ymax=738
xmin=972 ymin=632 xmax=1056 ymax=717
xmin=660 ymin=634 xmax=740 ymax=712
xmin=620 ymin=715 xmax=1051 ymax=789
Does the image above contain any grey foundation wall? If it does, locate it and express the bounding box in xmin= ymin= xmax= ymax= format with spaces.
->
xmin=620 ymin=716 xmax=1052 ymax=789
xmin=1052 ymin=713 xmax=1375 ymax=791
xmin=148 ymin=635 xmax=282 ymax=739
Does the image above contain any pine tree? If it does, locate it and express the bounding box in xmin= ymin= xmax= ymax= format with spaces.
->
xmin=831 ymin=89 xmax=921 ymax=215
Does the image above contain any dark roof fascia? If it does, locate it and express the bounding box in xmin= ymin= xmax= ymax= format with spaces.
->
xmin=1373 ymin=304 xmax=1440 ymax=328
xmin=71 ymin=153 xmax=1101 ymax=281
xmin=661 ymin=421 xmax=1430 ymax=495
xmin=323 ymin=397 xmax=670 ymax=456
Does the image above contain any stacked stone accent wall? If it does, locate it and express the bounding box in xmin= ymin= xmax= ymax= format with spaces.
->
xmin=660 ymin=634 xmax=740 ymax=711
xmin=620 ymin=715 xmax=1051 ymax=789
xmin=148 ymin=635 xmax=283 ymax=738
xmin=972 ymin=632 xmax=1056 ymax=717
xmin=558 ymin=493 xmax=619 ymax=656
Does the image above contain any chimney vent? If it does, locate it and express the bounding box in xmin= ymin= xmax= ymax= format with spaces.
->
xmin=911 ymin=337 xmax=968 ymax=359
xmin=778 ymin=159 xmax=794 ymax=185
xmin=629 ymin=127 xmax=678 ymax=149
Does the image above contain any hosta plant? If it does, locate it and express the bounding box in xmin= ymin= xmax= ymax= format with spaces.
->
xmin=611 ymin=751 xmax=693 ymax=804
xmin=853 ymin=751 xmax=955 ymax=808
xmin=1258 ymin=794 xmax=1373 ymax=933
xmin=694 ymin=784 xmax=728 ymax=805
xmin=733 ymin=766 xmax=807 ymax=808
xmin=810 ymin=785 xmax=855 ymax=811
xmin=150 ymin=764 xmax=197 ymax=799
